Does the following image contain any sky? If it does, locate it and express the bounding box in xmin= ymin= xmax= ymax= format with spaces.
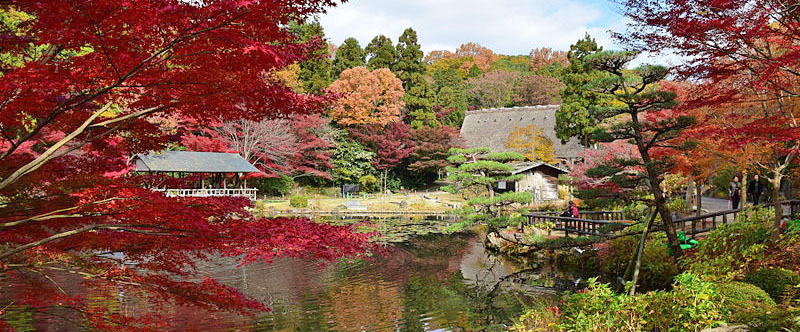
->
xmin=317 ymin=0 xmax=631 ymax=57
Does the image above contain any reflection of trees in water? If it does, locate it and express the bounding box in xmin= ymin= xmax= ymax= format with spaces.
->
xmin=3 ymin=233 xmax=551 ymax=332
xmin=326 ymin=279 xmax=403 ymax=331
xmin=398 ymin=271 xmax=531 ymax=332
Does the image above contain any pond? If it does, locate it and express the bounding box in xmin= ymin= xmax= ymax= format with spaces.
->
xmin=4 ymin=219 xmax=569 ymax=332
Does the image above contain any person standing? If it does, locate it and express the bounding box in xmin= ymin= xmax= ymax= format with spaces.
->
xmin=730 ymin=176 xmax=742 ymax=209
xmin=562 ymin=201 xmax=579 ymax=218
xmin=748 ymin=174 xmax=764 ymax=206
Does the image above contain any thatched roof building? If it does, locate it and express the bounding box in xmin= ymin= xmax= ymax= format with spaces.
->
xmin=460 ymin=105 xmax=584 ymax=165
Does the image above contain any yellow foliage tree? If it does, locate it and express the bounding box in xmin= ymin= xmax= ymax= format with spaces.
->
xmin=505 ymin=124 xmax=557 ymax=163
xmin=327 ymin=66 xmax=405 ymax=126
xmin=269 ymin=63 xmax=305 ymax=93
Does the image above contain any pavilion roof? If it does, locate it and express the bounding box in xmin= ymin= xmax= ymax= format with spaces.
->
xmin=511 ymin=161 xmax=569 ymax=175
xmin=133 ymin=151 xmax=260 ymax=173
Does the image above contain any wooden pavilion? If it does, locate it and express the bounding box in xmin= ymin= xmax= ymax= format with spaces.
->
xmin=132 ymin=151 xmax=260 ymax=200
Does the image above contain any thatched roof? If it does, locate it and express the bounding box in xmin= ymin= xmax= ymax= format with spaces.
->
xmin=460 ymin=105 xmax=584 ymax=159
xmin=133 ymin=151 xmax=260 ymax=173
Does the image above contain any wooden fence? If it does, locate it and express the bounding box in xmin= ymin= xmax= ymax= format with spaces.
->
xmin=525 ymin=200 xmax=800 ymax=239
xmin=153 ymin=188 xmax=258 ymax=200
xmin=524 ymin=210 xmax=628 ymax=237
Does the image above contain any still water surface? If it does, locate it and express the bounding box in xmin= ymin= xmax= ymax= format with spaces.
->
xmin=8 ymin=231 xmax=562 ymax=331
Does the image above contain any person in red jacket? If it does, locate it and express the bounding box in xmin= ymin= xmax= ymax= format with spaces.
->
xmin=562 ymin=201 xmax=579 ymax=218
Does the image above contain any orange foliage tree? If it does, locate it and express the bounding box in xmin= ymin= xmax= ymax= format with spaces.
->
xmin=327 ymin=67 xmax=405 ymax=126
xmin=423 ymin=42 xmax=498 ymax=73
xmin=528 ymin=47 xmax=569 ymax=71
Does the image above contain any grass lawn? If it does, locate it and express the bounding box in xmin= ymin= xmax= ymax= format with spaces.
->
xmin=256 ymin=191 xmax=466 ymax=213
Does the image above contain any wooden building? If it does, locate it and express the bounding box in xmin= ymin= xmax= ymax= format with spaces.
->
xmin=133 ymin=151 xmax=260 ymax=200
xmin=497 ymin=162 xmax=568 ymax=202
xmin=459 ymin=105 xmax=585 ymax=166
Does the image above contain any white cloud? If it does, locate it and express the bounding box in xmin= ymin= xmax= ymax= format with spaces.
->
xmin=318 ymin=0 xmax=626 ymax=55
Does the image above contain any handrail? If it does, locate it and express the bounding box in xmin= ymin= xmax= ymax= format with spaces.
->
xmin=674 ymin=208 xmax=743 ymax=223
xmin=526 ymin=215 xmax=627 ymax=225
xmin=526 ymin=210 xmax=623 ymax=216
xmin=152 ymin=188 xmax=257 ymax=200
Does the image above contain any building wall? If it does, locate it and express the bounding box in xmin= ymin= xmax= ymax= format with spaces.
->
xmin=515 ymin=170 xmax=560 ymax=201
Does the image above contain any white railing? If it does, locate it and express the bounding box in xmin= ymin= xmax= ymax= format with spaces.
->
xmin=152 ymin=188 xmax=257 ymax=200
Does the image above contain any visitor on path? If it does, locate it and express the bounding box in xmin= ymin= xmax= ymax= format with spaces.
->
xmin=730 ymin=176 xmax=742 ymax=209
xmin=748 ymin=174 xmax=764 ymax=205
xmin=562 ymin=201 xmax=579 ymax=218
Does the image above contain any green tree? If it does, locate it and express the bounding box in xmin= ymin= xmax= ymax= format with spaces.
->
xmin=393 ymin=28 xmax=425 ymax=87
xmin=365 ymin=35 xmax=396 ymax=70
xmin=291 ymin=20 xmax=333 ymax=94
xmin=557 ymin=49 xmax=694 ymax=260
xmin=394 ymin=28 xmax=437 ymax=128
xmin=332 ymin=37 xmax=366 ymax=78
xmin=556 ymin=33 xmax=604 ymax=144
xmin=331 ymin=134 xmax=377 ymax=184
xmin=443 ymin=148 xmax=531 ymax=233
xmin=406 ymin=76 xmax=438 ymax=129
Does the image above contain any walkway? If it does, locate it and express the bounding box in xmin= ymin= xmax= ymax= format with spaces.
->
xmin=700 ymin=197 xmax=730 ymax=213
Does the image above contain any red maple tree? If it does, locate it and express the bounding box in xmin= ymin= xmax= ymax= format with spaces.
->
xmin=0 ymin=1 xmax=374 ymax=331
xmin=619 ymin=0 xmax=800 ymax=231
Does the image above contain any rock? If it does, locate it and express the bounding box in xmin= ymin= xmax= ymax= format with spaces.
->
xmin=399 ymin=200 xmax=408 ymax=208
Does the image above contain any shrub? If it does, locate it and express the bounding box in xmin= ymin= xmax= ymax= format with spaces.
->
xmin=633 ymin=273 xmax=721 ymax=331
xmin=714 ymin=281 xmax=779 ymax=330
xmin=743 ymin=267 xmax=800 ymax=302
xmin=554 ymin=273 xmax=720 ymax=332
xmin=289 ymin=195 xmax=308 ymax=208
xmin=685 ymin=208 xmax=772 ymax=280
xmin=358 ymin=174 xmax=380 ymax=193
xmin=252 ymin=174 xmax=294 ymax=197
xmin=596 ymin=233 xmax=679 ymax=292
xmin=558 ymin=185 xmax=571 ymax=200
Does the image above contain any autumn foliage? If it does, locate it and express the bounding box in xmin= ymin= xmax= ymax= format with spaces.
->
xmin=504 ymin=124 xmax=557 ymax=164
xmin=619 ymin=0 xmax=800 ymax=231
xmin=0 ymin=1 xmax=376 ymax=331
xmin=327 ymin=67 xmax=405 ymax=126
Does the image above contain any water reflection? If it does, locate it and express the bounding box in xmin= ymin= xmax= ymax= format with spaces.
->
xmin=4 ymin=232 xmax=557 ymax=332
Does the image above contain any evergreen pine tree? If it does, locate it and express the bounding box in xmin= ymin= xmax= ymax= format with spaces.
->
xmin=365 ymin=35 xmax=397 ymax=70
xmin=291 ymin=20 xmax=333 ymax=94
xmin=394 ymin=28 xmax=425 ymax=87
xmin=555 ymin=33 xmax=603 ymax=144
xmin=332 ymin=37 xmax=366 ymax=78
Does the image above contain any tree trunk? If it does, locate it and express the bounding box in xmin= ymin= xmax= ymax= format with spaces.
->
xmin=741 ymin=171 xmax=748 ymax=208
xmin=629 ymin=110 xmax=682 ymax=258
xmin=629 ymin=209 xmax=658 ymax=295
xmin=771 ymin=172 xmax=784 ymax=240
xmin=696 ymin=182 xmax=703 ymax=218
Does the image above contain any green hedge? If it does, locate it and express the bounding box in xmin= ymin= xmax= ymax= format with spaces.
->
xmin=289 ymin=195 xmax=308 ymax=208
xmin=252 ymin=175 xmax=293 ymax=197
xmin=743 ymin=267 xmax=800 ymax=302
xmin=715 ymin=281 xmax=777 ymax=328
